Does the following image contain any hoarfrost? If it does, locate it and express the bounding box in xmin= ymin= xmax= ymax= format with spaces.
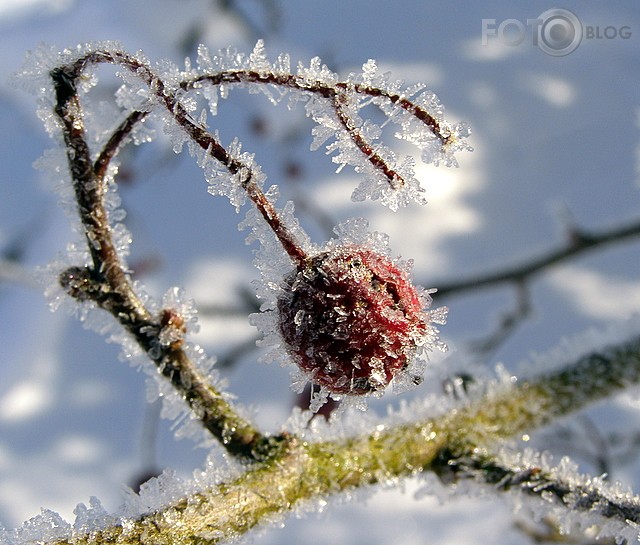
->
xmin=157 ymin=287 xmax=199 ymax=346
xmin=248 ymin=39 xmax=270 ymax=73
xmin=114 ymin=70 xmax=154 ymax=113
xmin=405 ymin=322 xmax=640 ymax=543
xmin=297 ymin=56 xmax=339 ymax=88
xmin=16 ymin=40 xmax=471 ymax=218
xmin=72 ymin=497 xmax=116 ymax=534
xmin=308 ymin=386 xmax=331 ymax=414
xmin=33 ymin=148 xmax=76 ymax=216
xmin=242 ymin=186 xmax=313 ymax=369
xmin=240 ymin=185 xmax=312 ymax=307
xmin=1 ymin=510 xmax=71 ymax=544
xmin=489 ymin=448 xmax=640 ymax=543
xmin=195 ymin=44 xmax=214 ymax=73
xmin=205 ymin=137 xmax=264 ymax=211
xmin=15 ymin=42 xmax=116 ymax=138
xmin=10 ymin=39 xmax=479 ymax=541
xmin=0 ymin=455 xmax=239 ymax=545
xmin=123 ymin=469 xmax=191 ymax=517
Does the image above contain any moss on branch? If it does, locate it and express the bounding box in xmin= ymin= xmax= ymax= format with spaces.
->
xmin=42 ymin=335 xmax=640 ymax=545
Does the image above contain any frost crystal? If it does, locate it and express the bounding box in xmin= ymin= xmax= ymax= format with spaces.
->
xmin=2 ymin=509 xmax=71 ymax=545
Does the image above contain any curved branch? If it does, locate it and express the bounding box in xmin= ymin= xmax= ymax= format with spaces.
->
xmin=182 ymin=69 xmax=456 ymax=190
xmin=183 ymin=72 xmax=450 ymax=146
xmin=50 ymin=57 xmax=286 ymax=462
xmin=46 ymin=44 xmax=466 ymax=457
xmin=56 ymin=50 xmax=309 ymax=266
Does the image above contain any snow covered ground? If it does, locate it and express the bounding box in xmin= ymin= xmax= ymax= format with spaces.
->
xmin=0 ymin=1 xmax=639 ymax=543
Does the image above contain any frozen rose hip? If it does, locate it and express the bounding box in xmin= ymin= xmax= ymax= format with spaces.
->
xmin=277 ymin=245 xmax=430 ymax=395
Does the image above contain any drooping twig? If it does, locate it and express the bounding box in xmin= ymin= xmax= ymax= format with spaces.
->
xmin=182 ymin=69 xmax=456 ymax=190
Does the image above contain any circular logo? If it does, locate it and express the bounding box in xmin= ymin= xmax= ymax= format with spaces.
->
xmin=537 ymin=9 xmax=582 ymax=56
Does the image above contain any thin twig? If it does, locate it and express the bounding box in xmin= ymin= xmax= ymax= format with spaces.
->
xmin=183 ymin=69 xmax=453 ymax=189
xmin=433 ymin=448 xmax=640 ymax=528
xmin=47 ymin=44 xmax=462 ymax=456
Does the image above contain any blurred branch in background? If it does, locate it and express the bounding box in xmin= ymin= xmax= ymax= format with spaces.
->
xmin=434 ymin=216 xmax=640 ymax=298
xmin=0 ymin=218 xmax=45 ymax=290
xmin=203 ymin=215 xmax=640 ymax=371
xmin=179 ymin=0 xmax=281 ymax=54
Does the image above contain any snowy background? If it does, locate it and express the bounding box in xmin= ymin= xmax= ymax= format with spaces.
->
xmin=0 ymin=1 xmax=639 ymax=543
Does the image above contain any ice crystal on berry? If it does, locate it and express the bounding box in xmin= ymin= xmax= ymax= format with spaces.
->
xmin=250 ymin=217 xmax=447 ymax=403
xmin=277 ymin=245 xmax=443 ymax=395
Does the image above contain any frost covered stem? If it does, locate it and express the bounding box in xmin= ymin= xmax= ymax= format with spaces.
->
xmin=183 ymin=73 xmax=449 ymax=143
xmin=95 ymin=110 xmax=149 ymax=181
xmin=458 ymin=338 xmax=640 ymax=443
xmin=32 ymin=335 xmax=640 ymax=545
xmin=51 ymin=47 xmax=460 ymax=267
xmin=50 ymin=62 xmax=283 ymax=461
xmin=61 ymin=50 xmax=308 ymax=265
xmin=51 ymin=67 xmax=143 ymax=312
xmin=434 ymin=450 xmax=640 ymax=526
xmin=183 ymin=72 xmax=453 ymax=190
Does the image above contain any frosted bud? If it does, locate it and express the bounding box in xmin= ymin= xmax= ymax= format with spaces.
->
xmin=59 ymin=266 xmax=98 ymax=301
xmin=158 ymin=308 xmax=187 ymax=349
xmin=277 ymin=245 xmax=445 ymax=395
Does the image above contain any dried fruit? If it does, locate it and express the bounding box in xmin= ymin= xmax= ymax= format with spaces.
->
xmin=277 ymin=245 xmax=432 ymax=395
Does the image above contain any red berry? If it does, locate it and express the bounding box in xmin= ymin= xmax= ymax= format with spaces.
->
xmin=277 ymin=245 xmax=431 ymax=395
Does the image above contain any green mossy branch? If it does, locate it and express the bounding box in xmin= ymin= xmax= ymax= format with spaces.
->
xmin=46 ymin=335 xmax=640 ymax=545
